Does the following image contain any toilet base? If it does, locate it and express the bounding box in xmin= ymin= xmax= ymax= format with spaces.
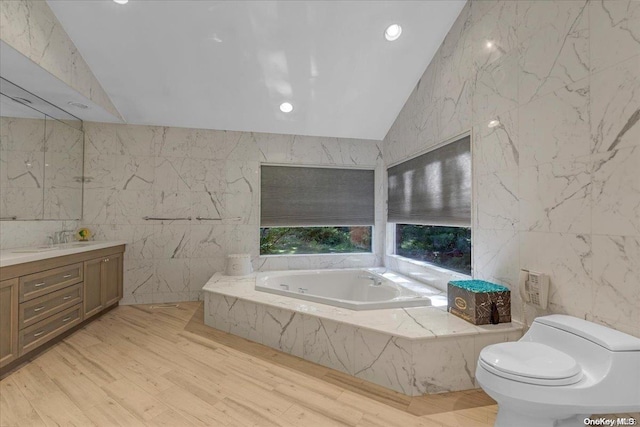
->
xmin=495 ymin=408 xmax=590 ymax=427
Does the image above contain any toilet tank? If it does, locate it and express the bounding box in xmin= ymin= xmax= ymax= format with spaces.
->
xmin=522 ymin=315 xmax=640 ymax=404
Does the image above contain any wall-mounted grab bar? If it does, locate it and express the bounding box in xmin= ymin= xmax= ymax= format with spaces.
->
xmin=143 ymin=216 xmax=192 ymax=221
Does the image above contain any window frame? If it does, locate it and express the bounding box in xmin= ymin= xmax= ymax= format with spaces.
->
xmin=386 ymin=131 xmax=473 ymax=275
xmin=259 ymin=163 xmax=377 ymax=257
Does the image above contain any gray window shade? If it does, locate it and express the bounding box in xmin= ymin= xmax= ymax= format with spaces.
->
xmin=261 ymin=165 xmax=374 ymax=227
xmin=388 ymin=136 xmax=471 ymax=226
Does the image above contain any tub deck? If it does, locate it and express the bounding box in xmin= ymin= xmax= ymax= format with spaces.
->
xmin=203 ymin=270 xmax=523 ymax=396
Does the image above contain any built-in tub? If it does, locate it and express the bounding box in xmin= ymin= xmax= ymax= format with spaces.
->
xmin=255 ymin=268 xmax=433 ymax=310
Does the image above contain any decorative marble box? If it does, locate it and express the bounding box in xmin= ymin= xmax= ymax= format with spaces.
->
xmin=448 ymin=280 xmax=511 ymax=325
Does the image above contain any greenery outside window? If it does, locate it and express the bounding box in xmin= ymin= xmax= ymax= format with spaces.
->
xmin=395 ymin=224 xmax=471 ymax=275
xmin=260 ymin=226 xmax=372 ymax=255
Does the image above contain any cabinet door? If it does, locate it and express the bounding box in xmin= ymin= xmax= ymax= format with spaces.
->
xmin=103 ymin=253 xmax=123 ymax=307
xmin=0 ymin=278 xmax=19 ymax=367
xmin=83 ymin=258 xmax=104 ymax=318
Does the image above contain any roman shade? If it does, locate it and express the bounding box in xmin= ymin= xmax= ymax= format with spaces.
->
xmin=387 ymin=136 xmax=471 ymax=226
xmin=260 ymin=165 xmax=374 ymax=227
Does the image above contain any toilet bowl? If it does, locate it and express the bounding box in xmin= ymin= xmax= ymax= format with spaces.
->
xmin=476 ymin=315 xmax=640 ymax=427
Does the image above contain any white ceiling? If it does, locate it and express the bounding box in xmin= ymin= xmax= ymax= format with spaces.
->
xmin=47 ymin=0 xmax=465 ymax=141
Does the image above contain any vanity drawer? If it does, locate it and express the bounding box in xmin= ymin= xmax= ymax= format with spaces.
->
xmin=19 ymin=263 xmax=83 ymax=302
xmin=19 ymin=283 xmax=83 ymax=329
xmin=19 ymin=304 xmax=82 ymax=355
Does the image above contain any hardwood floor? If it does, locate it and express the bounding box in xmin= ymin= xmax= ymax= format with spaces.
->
xmin=0 ymin=302 xmax=635 ymax=426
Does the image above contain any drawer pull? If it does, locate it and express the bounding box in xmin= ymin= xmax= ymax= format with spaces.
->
xmin=63 ymin=274 xmax=72 ymax=278
xmin=34 ymin=282 xmax=46 ymax=287
xmin=33 ymin=331 xmax=44 ymax=337
xmin=63 ymin=295 xmax=72 ymax=300
xmin=62 ymin=317 xmax=72 ymax=322
xmin=33 ymin=306 xmax=45 ymax=312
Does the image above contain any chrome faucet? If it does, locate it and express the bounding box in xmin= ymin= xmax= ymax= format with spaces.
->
xmin=298 ymin=287 xmax=308 ymax=294
xmin=358 ymin=275 xmax=383 ymax=286
xmin=51 ymin=230 xmax=75 ymax=245
xmin=280 ymin=284 xmax=289 ymax=291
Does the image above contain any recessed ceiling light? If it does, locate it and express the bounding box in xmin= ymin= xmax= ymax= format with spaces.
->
xmin=279 ymin=102 xmax=293 ymax=113
xmin=384 ymin=24 xmax=402 ymax=41
xmin=68 ymin=101 xmax=89 ymax=109
xmin=113 ymin=0 xmax=128 ymax=4
xmin=486 ymin=41 xmax=493 ymax=48
xmin=488 ymin=119 xmax=500 ymax=128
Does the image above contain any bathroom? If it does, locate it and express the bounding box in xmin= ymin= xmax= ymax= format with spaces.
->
xmin=0 ymin=0 xmax=638 ymax=426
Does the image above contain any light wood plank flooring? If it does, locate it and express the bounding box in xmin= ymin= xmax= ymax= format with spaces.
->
xmin=1 ymin=302 xmax=635 ymax=426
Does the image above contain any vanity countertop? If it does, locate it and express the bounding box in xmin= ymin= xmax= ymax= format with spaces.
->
xmin=0 ymin=241 xmax=128 ymax=268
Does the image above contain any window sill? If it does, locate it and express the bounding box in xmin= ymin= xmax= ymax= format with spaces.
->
xmin=260 ymin=252 xmax=375 ymax=258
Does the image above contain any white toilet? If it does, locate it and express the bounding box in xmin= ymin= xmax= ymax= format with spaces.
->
xmin=477 ymin=315 xmax=640 ymax=427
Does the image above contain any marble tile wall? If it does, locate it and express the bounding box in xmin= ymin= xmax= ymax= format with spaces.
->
xmin=82 ymin=122 xmax=385 ymax=304
xmin=0 ymin=0 xmax=122 ymax=120
xmin=383 ymin=0 xmax=640 ymax=337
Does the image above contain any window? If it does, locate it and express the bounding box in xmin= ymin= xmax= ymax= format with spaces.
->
xmin=260 ymin=165 xmax=374 ymax=255
xmin=388 ymin=135 xmax=471 ymax=274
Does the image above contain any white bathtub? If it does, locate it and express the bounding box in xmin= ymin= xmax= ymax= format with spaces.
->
xmin=255 ymin=268 xmax=433 ymax=310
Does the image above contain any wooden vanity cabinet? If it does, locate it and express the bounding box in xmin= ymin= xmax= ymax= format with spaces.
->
xmin=84 ymin=252 xmax=123 ymax=317
xmin=0 ymin=278 xmax=19 ymax=367
xmin=0 ymin=245 xmax=125 ymax=372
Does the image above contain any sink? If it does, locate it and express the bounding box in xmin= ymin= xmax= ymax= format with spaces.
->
xmin=63 ymin=242 xmax=97 ymax=247
xmin=12 ymin=246 xmax=60 ymax=253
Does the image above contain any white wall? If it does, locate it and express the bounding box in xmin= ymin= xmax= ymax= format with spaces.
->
xmin=383 ymin=0 xmax=639 ymax=337
xmin=81 ymin=122 xmax=385 ymax=304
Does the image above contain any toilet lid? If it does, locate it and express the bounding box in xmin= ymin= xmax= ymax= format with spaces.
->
xmin=480 ymin=342 xmax=582 ymax=381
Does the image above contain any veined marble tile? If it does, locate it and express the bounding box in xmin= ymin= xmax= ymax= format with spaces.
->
xmin=44 ymin=119 xmax=82 ymax=154
xmin=188 ymin=257 xmax=225 ymax=293
xmin=591 ymin=56 xmax=640 ymax=153
xmin=473 ymin=50 xmax=519 ymax=125
xmin=519 ymin=78 xmax=590 ymax=167
xmin=114 ymin=156 xmax=154 ymax=191
xmin=189 ymin=159 xmax=225 ymax=193
xmin=592 ymin=235 xmax=640 ymax=330
xmin=190 ymin=224 xmax=225 ymax=259
xmin=303 ymin=316 xmax=354 ymax=375
xmin=477 ymin=170 xmax=519 ymax=230
xmin=114 ymin=124 xmax=160 ymax=157
xmin=153 ymin=223 xmax=191 ymax=259
xmin=520 ymin=231 xmax=593 ymax=319
xmin=189 ymin=129 xmax=225 ymax=160
xmin=412 ymin=336 xmax=475 ymax=394
xmin=1 ymin=151 xmax=44 ymax=188
xmin=473 ymin=228 xmax=519 ymax=290
xmin=590 ymin=0 xmax=640 ymax=73
xmin=82 ymin=189 xmax=117 ymax=224
xmin=473 ymin=109 xmax=519 ymax=175
xmin=223 ymin=192 xmax=258 ymax=225
xmin=84 ymin=122 xmax=117 ymax=156
xmin=411 ymin=60 xmax=441 ymax=153
xmin=591 ymin=146 xmax=640 ymax=236
xmin=353 ymin=329 xmax=413 ymax=395
xmin=255 ymin=133 xmax=296 ymax=163
xmin=155 ymin=127 xmax=190 ymax=158
xmin=469 ymin=0 xmax=518 ymax=70
xmin=152 ymin=191 xmax=190 ymax=224
xmin=0 ymin=187 xmax=43 ymax=219
xmin=519 ymin=158 xmax=591 ymax=234
xmin=205 ymin=293 xmax=236 ymax=332
xmin=43 ymin=151 xmax=83 ymax=189
xmin=115 ymin=189 xmax=156 ymax=225
xmin=517 ymin=0 xmax=590 ymax=104
xmin=155 ymin=259 xmax=190 ymax=293
xmin=153 ymin=156 xmax=192 ymax=192
xmin=190 ymin=191 xmax=224 ymax=221
xmin=228 ymin=299 xmax=264 ymax=343
xmin=263 ymin=306 xmax=303 ymax=357
xmin=224 ymin=131 xmax=262 ymax=162
xmin=225 ymin=224 xmax=258 ymax=256
xmin=124 ymin=259 xmax=155 ymax=297
xmin=0 ymin=117 xmax=45 ymax=153
xmin=224 ymin=161 xmax=258 ymax=194
xmin=43 ymin=188 xmax=81 ymax=220
xmin=83 ymin=154 xmax=122 ymax=190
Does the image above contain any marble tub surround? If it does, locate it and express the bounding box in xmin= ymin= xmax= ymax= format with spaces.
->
xmin=82 ymin=122 xmax=385 ymax=305
xmin=203 ymin=271 xmax=523 ymax=396
xmin=0 ymin=240 xmax=127 ymax=267
xmin=383 ymin=0 xmax=640 ymax=337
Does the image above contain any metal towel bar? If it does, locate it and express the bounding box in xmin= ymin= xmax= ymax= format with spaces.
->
xmin=143 ymin=216 xmax=192 ymax=221
xmin=195 ymin=216 xmax=243 ymax=221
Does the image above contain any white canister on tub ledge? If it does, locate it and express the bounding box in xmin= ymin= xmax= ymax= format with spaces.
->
xmin=226 ymin=254 xmax=253 ymax=276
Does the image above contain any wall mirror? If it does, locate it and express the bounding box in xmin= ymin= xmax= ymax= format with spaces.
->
xmin=0 ymin=78 xmax=84 ymax=221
